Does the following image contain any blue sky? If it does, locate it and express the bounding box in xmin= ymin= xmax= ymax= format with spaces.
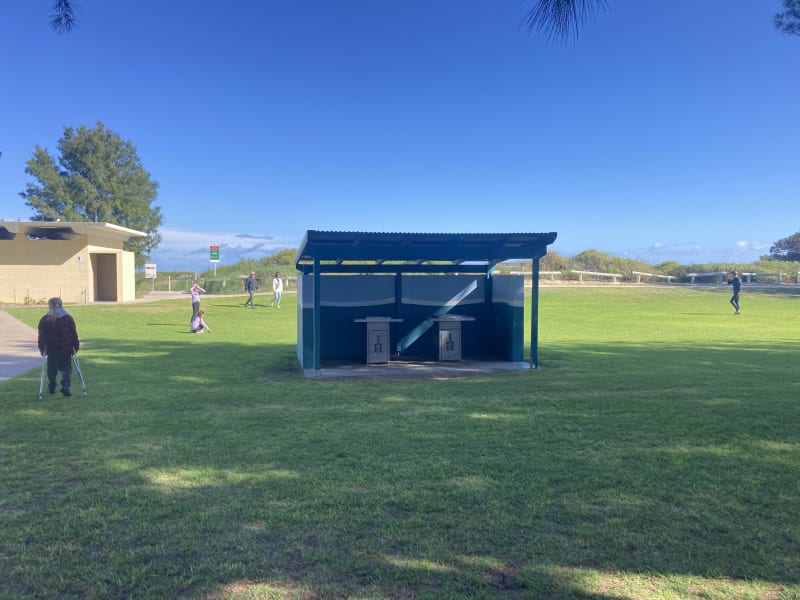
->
xmin=1 ymin=1 xmax=797 ymax=272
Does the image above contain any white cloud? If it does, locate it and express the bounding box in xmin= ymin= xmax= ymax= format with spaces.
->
xmin=609 ymin=239 xmax=771 ymax=266
xmin=148 ymin=227 xmax=297 ymax=272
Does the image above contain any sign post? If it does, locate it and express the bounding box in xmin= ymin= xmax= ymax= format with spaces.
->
xmin=144 ymin=263 xmax=157 ymax=291
xmin=210 ymin=245 xmax=220 ymax=276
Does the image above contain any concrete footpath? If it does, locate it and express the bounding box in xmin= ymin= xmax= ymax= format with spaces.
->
xmin=0 ymin=309 xmax=42 ymax=382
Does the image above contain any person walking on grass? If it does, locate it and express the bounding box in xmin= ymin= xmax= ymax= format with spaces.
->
xmin=190 ymin=310 xmax=212 ymax=334
xmin=37 ymin=297 xmax=80 ymax=397
xmin=728 ymin=270 xmax=742 ymax=315
xmin=190 ymin=281 xmax=206 ymax=317
xmin=244 ymin=272 xmax=258 ymax=308
xmin=270 ymin=272 xmax=283 ymax=308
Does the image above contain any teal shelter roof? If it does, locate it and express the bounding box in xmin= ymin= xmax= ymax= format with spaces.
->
xmin=295 ymin=230 xmax=558 ymax=274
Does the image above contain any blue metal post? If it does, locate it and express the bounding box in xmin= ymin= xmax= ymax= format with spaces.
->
xmin=313 ymin=258 xmax=321 ymax=371
xmin=530 ymin=257 xmax=540 ymax=368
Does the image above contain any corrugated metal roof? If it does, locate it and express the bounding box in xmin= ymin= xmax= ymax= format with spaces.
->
xmin=295 ymin=230 xmax=557 ymax=274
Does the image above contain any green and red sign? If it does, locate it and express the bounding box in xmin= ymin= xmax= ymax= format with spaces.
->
xmin=210 ymin=245 xmax=220 ymax=262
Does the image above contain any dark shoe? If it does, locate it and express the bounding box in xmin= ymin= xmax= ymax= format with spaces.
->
xmin=61 ymin=387 xmax=72 ymax=397
xmin=48 ymin=383 xmax=56 ymax=394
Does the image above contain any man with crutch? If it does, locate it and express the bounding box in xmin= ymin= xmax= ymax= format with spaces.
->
xmin=37 ymin=297 xmax=80 ymax=398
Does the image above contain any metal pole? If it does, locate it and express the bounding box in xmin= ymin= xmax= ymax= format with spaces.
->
xmin=530 ymin=257 xmax=541 ymax=369
xmin=38 ymin=354 xmax=46 ymax=401
xmin=72 ymin=354 xmax=87 ymax=395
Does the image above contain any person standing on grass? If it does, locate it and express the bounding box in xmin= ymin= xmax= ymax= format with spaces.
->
xmin=190 ymin=281 xmax=206 ymax=317
xmin=270 ymin=272 xmax=283 ymax=308
xmin=37 ymin=297 xmax=80 ymax=397
xmin=728 ymin=270 xmax=742 ymax=314
xmin=190 ymin=310 xmax=212 ymax=334
xmin=244 ymin=272 xmax=258 ymax=308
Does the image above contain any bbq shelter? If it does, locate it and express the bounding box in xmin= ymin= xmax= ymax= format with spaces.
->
xmin=0 ymin=220 xmax=145 ymax=304
xmin=295 ymin=230 xmax=558 ymax=373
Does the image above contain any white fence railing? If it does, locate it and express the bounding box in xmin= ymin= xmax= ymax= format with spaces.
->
xmin=570 ymin=270 xmax=622 ymax=283
xmin=631 ymin=271 xmax=675 ymax=284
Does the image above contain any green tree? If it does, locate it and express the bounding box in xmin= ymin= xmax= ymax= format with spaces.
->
xmin=20 ymin=121 xmax=163 ymax=267
xmin=541 ymin=250 xmax=570 ymax=272
xmin=572 ymin=249 xmax=614 ymax=272
xmin=270 ymin=248 xmax=298 ymax=265
xmin=764 ymin=230 xmax=800 ymax=262
xmin=655 ymin=261 xmax=686 ymax=278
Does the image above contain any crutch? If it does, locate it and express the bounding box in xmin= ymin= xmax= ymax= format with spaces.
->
xmin=38 ymin=354 xmax=46 ymax=401
xmin=72 ymin=354 xmax=88 ymax=396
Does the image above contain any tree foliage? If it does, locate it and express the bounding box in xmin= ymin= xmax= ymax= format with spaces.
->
xmin=50 ymin=0 xmax=77 ymax=33
xmin=541 ymin=250 xmax=571 ymax=272
xmin=655 ymin=261 xmax=686 ymax=279
xmin=571 ymin=249 xmax=662 ymax=277
xmin=20 ymin=122 xmax=163 ymax=267
xmin=765 ymin=230 xmax=800 ymax=262
xmin=775 ymin=0 xmax=800 ymax=35
xmin=523 ymin=0 xmax=609 ymax=42
xmin=522 ymin=0 xmax=799 ymax=41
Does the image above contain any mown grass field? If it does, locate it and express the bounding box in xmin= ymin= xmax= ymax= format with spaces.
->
xmin=1 ymin=286 xmax=799 ymax=599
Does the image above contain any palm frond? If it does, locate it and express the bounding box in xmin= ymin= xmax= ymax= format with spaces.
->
xmin=523 ymin=0 xmax=610 ymax=42
xmin=50 ymin=0 xmax=77 ymax=34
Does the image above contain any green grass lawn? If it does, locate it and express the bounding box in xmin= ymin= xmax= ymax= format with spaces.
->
xmin=1 ymin=286 xmax=799 ymax=599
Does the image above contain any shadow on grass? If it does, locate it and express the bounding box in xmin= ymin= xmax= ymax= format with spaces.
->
xmin=2 ymin=338 xmax=798 ymax=598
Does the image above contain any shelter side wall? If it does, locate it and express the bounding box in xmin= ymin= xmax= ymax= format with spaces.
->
xmin=490 ymin=275 xmax=525 ymax=361
xmin=0 ymin=236 xmax=92 ymax=304
xmin=297 ymin=276 xmax=315 ymax=368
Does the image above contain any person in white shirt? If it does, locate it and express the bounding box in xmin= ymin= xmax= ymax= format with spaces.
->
xmin=190 ymin=281 xmax=206 ymax=317
xmin=190 ymin=310 xmax=212 ymax=334
xmin=270 ymin=272 xmax=283 ymax=308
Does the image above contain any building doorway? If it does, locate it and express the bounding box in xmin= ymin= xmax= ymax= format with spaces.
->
xmin=91 ymin=253 xmax=118 ymax=301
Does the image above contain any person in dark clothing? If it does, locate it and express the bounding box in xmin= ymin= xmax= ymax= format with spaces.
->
xmin=728 ymin=270 xmax=742 ymax=315
xmin=37 ymin=297 xmax=80 ymax=396
xmin=244 ymin=272 xmax=258 ymax=308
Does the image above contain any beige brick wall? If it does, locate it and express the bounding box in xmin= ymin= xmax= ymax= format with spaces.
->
xmin=120 ymin=251 xmax=136 ymax=302
xmin=0 ymin=235 xmax=137 ymax=304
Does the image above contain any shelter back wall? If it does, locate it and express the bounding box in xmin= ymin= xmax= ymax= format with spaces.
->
xmin=297 ymin=274 xmax=524 ymax=367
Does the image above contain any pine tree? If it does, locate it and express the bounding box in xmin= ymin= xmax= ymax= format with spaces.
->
xmin=20 ymin=121 xmax=163 ymax=267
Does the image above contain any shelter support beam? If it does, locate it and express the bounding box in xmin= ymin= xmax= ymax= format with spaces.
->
xmin=530 ymin=256 xmax=540 ymax=368
xmin=313 ymin=258 xmax=321 ymax=371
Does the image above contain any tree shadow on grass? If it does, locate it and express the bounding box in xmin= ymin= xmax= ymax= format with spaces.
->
xmin=2 ymin=339 xmax=798 ymax=598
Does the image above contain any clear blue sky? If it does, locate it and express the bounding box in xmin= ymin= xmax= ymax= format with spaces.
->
xmin=1 ymin=1 xmax=797 ymax=271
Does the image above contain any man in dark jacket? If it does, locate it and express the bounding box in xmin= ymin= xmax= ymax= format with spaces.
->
xmin=37 ymin=297 xmax=80 ymax=396
xmin=728 ymin=270 xmax=742 ymax=315
xmin=244 ymin=272 xmax=258 ymax=308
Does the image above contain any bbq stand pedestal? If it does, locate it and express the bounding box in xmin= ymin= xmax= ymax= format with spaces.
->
xmin=354 ymin=317 xmax=404 ymax=364
xmin=430 ymin=315 xmax=476 ymax=362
